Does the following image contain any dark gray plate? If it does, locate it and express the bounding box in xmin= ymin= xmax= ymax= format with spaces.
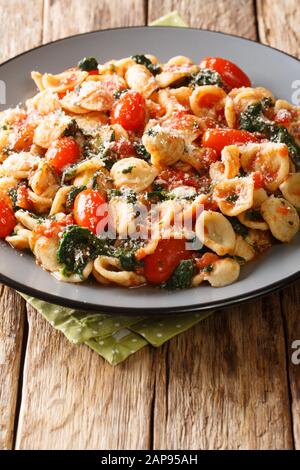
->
xmin=0 ymin=26 xmax=299 ymax=314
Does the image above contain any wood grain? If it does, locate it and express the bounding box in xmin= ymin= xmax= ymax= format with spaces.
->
xmin=148 ymin=0 xmax=256 ymax=38
xmin=154 ymin=298 xmax=293 ymax=449
xmin=0 ymin=0 xmax=44 ymax=62
xmin=257 ymin=0 xmax=300 ymax=449
xmin=257 ymin=0 xmax=300 ymax=59
xmin=16 ymin=306 xmax=155 ymax=450
xmin=0 ymin=0 xmax=44 ymax=450
xmin=0 ymin=286 xmax=26 ymax=450
xmin=43 ymin=0 xmax=146 ymax=42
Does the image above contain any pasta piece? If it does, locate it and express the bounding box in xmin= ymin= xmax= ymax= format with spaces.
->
xmin=224 ymin=95 xmax=236 ymax=128
xmin=240 ymin=142 xmax=289 ymax=191
xmin=279 ymin=173 xmax=300 ymax=207
xmin=195 ymin=210 xmax=236 ymax=256
xmin=261 ymin=196 xmax=299 ymax=242
xmin=233 ymin=235 xmax=256 ymax=262
xmin=190 ymin=85 xmax=226 ymax=119
xmin=41 ymin=70 xmax=88 ymax=93
xmin=26 ymin=90 xmax=61 ymax=115
xmin=53 ymin=262 xmax=93 ymax=283
xmin=29 ymin=161 xmax=59 ymax=198
xmin=63 ymin=156 xmax=105 ymax=182
xmin=110 ymin=157 xmax=158 ymax=192
xmin=6 ymin=224 xmax=31 ymax=250
xmin=30 ymin=234 xmax=61 ymax=272
xmin=50 ymin=186 xmax=73 ymax=215
xmin=156 ymin=89 xmax=185 ymax=116
xmin=0 ymin=152 xmax=40 ymax=179
xmin=221 ymin=145 xmax=241 ymax=178
xmin=156 ymin=63 xmax=198 ymax=88
xmin=252 ymin=188 xmax=268 ymax=208
xmin=27 ymin=190 xmax=52 ymax=213
xmin=93 ymin=256 xmax=146 ymax=287
xmin=0 ymin=176 xmax=17 ymax=190
xmin=72 ymin=112 xmax=108 ymax=136
xmin=0 ymin=128 xmax=10 ymax=162
xmin=169 ymin=87 xmax=193 ymax=109
xmin=161 ymin=111 xmax=203 ymax=143
xmin=203 ymin=258 xmax=240 ymax=287
xmin=142 ymin=126 xmax=185 ymax=167
xmin=245 ymin=228 xmax=272 ymax=253
xmin=167 ymin=56 xmax=194 ymax=66
xmin=227 ymin=86 xmax=275 ymax=119
xmin=213 ymin=177 xmax=254 ymax=216
xmin=33 ymin=112 xmax=72 ymax=148
xmin=15 ymin=210 xmax=40 ymax=230
xmin=31 ymin=71 xmax=45 ymax=91
xmin=237 ymin=210 xmax=269 ymax=231
xmin=66 ymin=81 xmax=114 ymax=112
xmin=209 ymin=162 xmax=226 ymax=182
xmin=125 ymin=64 xmax=157 ymax=98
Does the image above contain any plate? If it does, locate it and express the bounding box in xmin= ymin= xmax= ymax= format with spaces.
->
xmin=0 ymin=26 xmax=300 ymax=314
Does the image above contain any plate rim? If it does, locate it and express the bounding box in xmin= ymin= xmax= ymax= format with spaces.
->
xmin=1 ymin=25 xmax=300 ymax=315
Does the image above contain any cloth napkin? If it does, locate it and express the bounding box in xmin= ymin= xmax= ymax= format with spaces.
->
xmin=20 ymin=12 xmax=214 ymax=365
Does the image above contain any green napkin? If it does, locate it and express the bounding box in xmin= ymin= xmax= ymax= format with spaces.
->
xmin=20 ymin=12 xmax=214 ymax=365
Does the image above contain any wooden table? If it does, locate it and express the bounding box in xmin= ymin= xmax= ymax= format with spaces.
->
xmin=0 ymin=0 xmax=300 ymax=450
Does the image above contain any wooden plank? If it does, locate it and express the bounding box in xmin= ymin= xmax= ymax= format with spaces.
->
xmin=149 ymin=0 xmax=294 ymax=449
xmin=15 ymin=0 xmax=156 ymax=450
xmin=0 ymin=0 xmax=44 ymax=450
xmin=257 ymin=0 xmax=300 ymax=448
xmin=16 ymin=306 xmax=155 ymax=450
xmin=257 ymin=0 xmax=300 ymax=59
xmin=43 ymin=0 xmax=145 ymax=42
xmin=281 ymin=282 xmax=300 ymax=449
xmin=148 ymin=0 xmax=256 ymax=38
xmin=0 ymin=0 xmax=44 ymax=62
xmin=0 ymin=286 xmax=26 ymax=450
xmin=154 ymin=298 xmax=293 ymax=449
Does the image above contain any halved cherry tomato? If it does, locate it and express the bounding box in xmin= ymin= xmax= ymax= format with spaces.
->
xmin=16 ymin=184 xmax=32 ymax=210
xmin=143 ymin=239 xmax=193 ymax=285
xmin=0 ymin=192 xmax=16 ymax=238
xmin=111 ymin=91 xmax=146 ymax=132
xmin=252 ymin=171 xmax=264 ymax=189
xmin=199 ymin=57 xmax=251 ymax=90
xmin=88 ymin=69 xmax=99 ymax=75
xmin=202 ymin=128 xmax=258 ymax=156
xmin=74 ymin=189 xmax=108 ymax=234
xmin=196 ymin=252 xmax=219 ymax=270
xmin=35 ymin=214 xmax=74 ymax=238
xmin=13 ymin=123 xmax=35 ymax=151
xmin=111 ymin=138 xmax=135 ymax=158
xmin=46 ymin=136 xmax=81 ymax=174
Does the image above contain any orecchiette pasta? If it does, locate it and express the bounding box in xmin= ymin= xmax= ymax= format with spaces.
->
xmin=110 ymin=157 xmax=158 ymax=192
xmin=1 ymin=53 xmax=300 ymax=292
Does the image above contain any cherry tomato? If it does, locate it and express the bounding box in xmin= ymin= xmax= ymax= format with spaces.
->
xmin=143 ymin=239 xmax=193 ymax=285
xmin=46 ymin=136 xmax=80 ymax=174
xmin=0 ymin=192 xmax=16 ymax=238
xmin=196 ymin=252 xmax=219 ymax=270
xmin=157 ymin=168 xmax=203 ymax=190
xmin=274 ymin=109 xmax=292 ymax=126
xmin=111 ymin=91 xmax=146 ymax=132
xmin=199 ymin=57 xmax=251 ymax=90
xmin=16 ymin=184 xmax=32 ymax=210
xmin=111 ymin=138 xmax=135 ymax=158
xmin=13 ymin=123 xmax=35 ymax=151
xmin=252 ymin=171 xmax=264 ymax=189
xmin=35 ymin=214 xmax=74 ymax=238
xmin=202 ymin=128 xmax=258 ymax=156
xmin=74 ymin=189 xmax=108 ymax=234
xmin=88 ymin=69 xmax=99 ymax=75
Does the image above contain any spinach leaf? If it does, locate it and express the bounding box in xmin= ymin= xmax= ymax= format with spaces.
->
xmin=113 ymin=239 xmax=144 ymax=271
xmin=133 ymin=142 xmax=151 ymax=161
xmin=57 ymin=225 xmax=112 ymax=276
xmin=131 ymin=54 xmax=161 ymax=75
xmin=191 ymin=68 xmax=223 ymax=88
xmin=239 ymin=98 xmax=300 ymax=169
xmin=77 ymin=57 xmax=98 ymax=71
xmin=163 ymin=259 xmax=194 ymax=290
xmin=230 ymin=217 xmax=249 ymax=238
